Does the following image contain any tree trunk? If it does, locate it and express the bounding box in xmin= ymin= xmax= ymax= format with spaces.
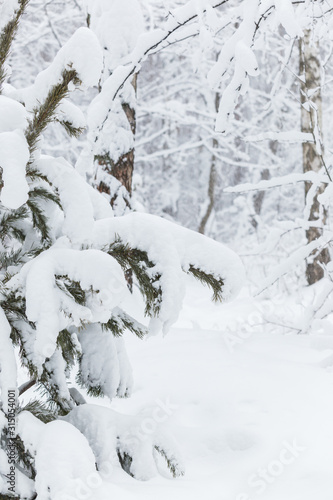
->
xmin=299 ymin=29 xmax=330 ymax=285
xmin=111 ymin=73 xmax=137 ymax=197
xmin=96 ymin=74 xmax=138 ymax=214
xmin=251 ymin=168 xmax=271 ymax=229
xmin=198 ymin=138 xmax=217 ymax=234
xmin=199 ymin=93 xmax=219 ymax=234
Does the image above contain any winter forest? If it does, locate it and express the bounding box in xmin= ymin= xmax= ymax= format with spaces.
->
xmin=0 ymin=0 xmax=333 ymax=498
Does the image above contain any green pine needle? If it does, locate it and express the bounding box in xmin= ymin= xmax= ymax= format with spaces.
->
xmin=18 ymin=399 xmax=56 ymax=424
xmin=154 ymin=446 xmax=185 ymax=478
xmin=57 ymin=119 xmax=85 ymax=138
xmin=187 ymin=265 xmax=224 ymax=302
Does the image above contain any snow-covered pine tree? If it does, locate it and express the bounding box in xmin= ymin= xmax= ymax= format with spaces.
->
xmin=0 ymin=2 xmax=244 ymax=498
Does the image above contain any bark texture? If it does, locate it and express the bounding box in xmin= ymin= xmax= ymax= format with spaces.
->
xmin=299 ymin=29 xmax=330 ymax=285
xmin=96 ymin=74 xmax=138 ymax=212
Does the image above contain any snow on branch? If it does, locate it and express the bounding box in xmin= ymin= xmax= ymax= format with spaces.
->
xmin=257 ymin=233 xmax=333 ymax=294
xmin=211 ymin=0 xmax=304 ymax=133
xmin=35 ymin=155 xmax=114 ymax=242
xmin=9 ymin=27 xmax=103 ymax=111
xmin=17 ymin=415 xmax=97 ymax=500
xmin=64 ymin=404 xmax=185 ymax=480
xmin=8 ymin=248 xmax=128 ymax=371
xmin=94 ymin=0 xmax=305 ymax=134
xmin=76 ymin=324 xmax=133 ymax=400
xmin=224 ymin=171 xmax=331 ymax=194
xmin=244 ymin=131 xmax=314 ymax=143
xmin=93 ymin=212 xmax=245 ymax=334
xmin=90 ymin=0 xmax=230 ymax=132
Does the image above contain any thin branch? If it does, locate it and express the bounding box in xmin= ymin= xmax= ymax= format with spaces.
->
xmin=19 ymin=378 xmax=37 ymax=396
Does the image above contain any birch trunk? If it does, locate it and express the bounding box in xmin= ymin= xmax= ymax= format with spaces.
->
xmin=199 ymin=93 xmax=219 ymax=234
xmin=299 ymin=29 xmax=330 ymax=284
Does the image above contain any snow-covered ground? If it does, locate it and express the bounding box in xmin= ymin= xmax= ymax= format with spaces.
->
xmin=105 ymin=280 xmax=333 ymax=500
xmin=18 ymin=278 xmax=333 ymax=499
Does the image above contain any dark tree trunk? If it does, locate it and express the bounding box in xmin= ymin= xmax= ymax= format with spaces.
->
xmin=96 ymin=74 xmax=138 ymax=213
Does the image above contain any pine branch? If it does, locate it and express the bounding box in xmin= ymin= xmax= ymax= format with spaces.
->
xmin=38 ymin=373 xmax=73 ymax=417
xmin=116 ymin=449 xmax=133 ymax=477
xmin=26 ymin=198 xmax=51 ymax=243
xmin=0 ymin=288 xmax=28 ymax=326
xmin=0 ymin=0 xmax=30 ymax=91
xmin=1 ymin=424 xmax=35 ymax=482
xmin=108 ymin=239 xmax=162 ymax=317
xmin=15 ymin=434 xmax=36 ymax=480
xmin=102 ymin=308 xmax=148 ymax=338
xmin=28 ymin=186 xmax=62 ymax=208
xmin=18 ymin=399 xmax=56 ymax=424
xmin=55 ymin=276 xmax=86 ymax=306
xmin=83 ymin=383 xmax=104 ymax=398
xmin=187 ymin=265 xmax=224 ymax=302
xmin=154 ymin=446 xmax=184 ymax=478
xmin=56 ymin=119 xmax=85 ymax=138
xmin=0 ymin=188 xmax=61 ymax=246
xmin=25 ymin=68 xmax=81 ymax=154
xmin=56 ymin=329 xmax=80 ymax=368
xmin=26 ymin=166 xmax=52 ymax=184
xmin=0 ymin=286 xmax=39 ymax=378
xmin=0 ymin=248 xmax=25 ymax=269
xmin=75 ymin=367 xmax=105 ymax=398
xmin=0 ymin=206 xmax=29 ymax=244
